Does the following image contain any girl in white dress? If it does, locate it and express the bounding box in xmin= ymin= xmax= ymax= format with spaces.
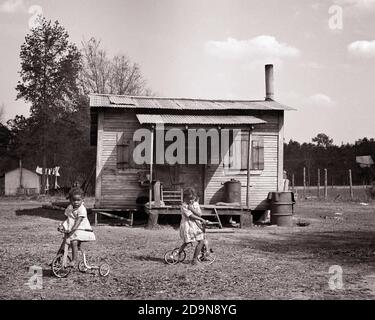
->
xmin=178 ymin=188 xmax=209 ymax=265
xmin=59 ymin=187 xmax=95 ymax=267
xmin=188 ymin=196 xmax=211 ymax=258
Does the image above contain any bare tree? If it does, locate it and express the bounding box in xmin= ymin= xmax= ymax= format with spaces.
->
xmin=80 ymin=38 xmax=111 ymax=94
xmin=80 ymin=38 xmax=151 ymax=95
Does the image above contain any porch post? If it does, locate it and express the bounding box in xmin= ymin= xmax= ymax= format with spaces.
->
xmin=149 ymin=125 xmax=154 ymax=210
xmin=246 ymin=127 xmax=253 ymax=208
xmin=95 ymin=112 xmax=104 ymax=208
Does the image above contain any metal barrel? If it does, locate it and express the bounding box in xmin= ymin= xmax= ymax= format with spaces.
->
xmin=224 ymin=179 xmax=241 ymax=203
xmin=268 ymin=192 xmax=295 ymax=227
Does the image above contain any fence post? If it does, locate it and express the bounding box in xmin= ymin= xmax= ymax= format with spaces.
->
xmin=303 ymin=167 xmax=306 ymax=199
xmin=349 ymin=169 xmax=353 ymax=200
xmin=292 ymin=173 xmax=295 ymax=193
xmin=308 ymin=165 xmax=311 ymax=191
xmin=324 ymin=168 xmax=328 ymax=199
xmin=317 ymin=169 xmax=321 ymax=199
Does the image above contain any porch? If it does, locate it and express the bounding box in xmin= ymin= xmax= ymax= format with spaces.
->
xmin=91 ymin=204 xmax=253 ymax=229
xmin=145 ymin=204 xmax=253 ymax=229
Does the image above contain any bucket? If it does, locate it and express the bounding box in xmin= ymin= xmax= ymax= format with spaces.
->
xmin=267 ymin=192 xmax=295 ymax=227
xmin=224 ymin=179 xmax=241 ymax=203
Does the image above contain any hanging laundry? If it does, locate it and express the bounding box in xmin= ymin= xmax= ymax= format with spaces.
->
xmin=46 ymin=175 xmax=49 ymax=191
xmin=36 ymin=166 xmax=61 ymax=176
xmin=52 ymin=167 xmax=60 ymax=177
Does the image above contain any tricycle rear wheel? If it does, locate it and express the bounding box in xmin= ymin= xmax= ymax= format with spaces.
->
xmin=99 ymin=263 xmax=110 ymax=277
xmin=78 ymin=261 xmax=88 ymax=273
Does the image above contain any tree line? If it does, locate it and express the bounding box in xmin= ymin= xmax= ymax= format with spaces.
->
xmin=284 ymin=133 xmax=375 ymax=187
xmin=0 ymin=18 xmax=151 ymax=194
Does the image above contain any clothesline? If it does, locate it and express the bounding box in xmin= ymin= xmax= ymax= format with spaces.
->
xmin=35 ymin=166 xmax=60 ymax=176
xmin=35 ymin=166 xmax=61 ymax=190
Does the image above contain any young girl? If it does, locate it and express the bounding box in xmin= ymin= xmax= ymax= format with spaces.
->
xmin=58 ymin=187 xmax=96 ymax=267
xmin=178 ymin=188 xmax=210 ymax=265
xmin=188 ymin=196 xmax=211 ymax=257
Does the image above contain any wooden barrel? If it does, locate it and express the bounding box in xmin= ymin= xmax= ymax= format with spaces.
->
xmin=224 ymin=179 xmax=241 ymax=204
xmin=268 ymin=192 xmax=295 ymax=227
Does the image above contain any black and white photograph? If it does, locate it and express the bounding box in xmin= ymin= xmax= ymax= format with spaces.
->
xmin=0 ymin=0 xmax=375 ymax=307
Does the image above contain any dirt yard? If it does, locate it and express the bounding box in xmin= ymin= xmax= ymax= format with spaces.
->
xmin=1 ymin=197 xmax=375 ymax=300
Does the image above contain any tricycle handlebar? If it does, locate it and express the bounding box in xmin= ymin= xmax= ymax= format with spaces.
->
xmin=57 ymin=225 xmax=94 ymax=234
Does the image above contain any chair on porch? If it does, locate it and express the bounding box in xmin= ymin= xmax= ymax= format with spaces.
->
xmin=160 ymin=185 xmax=183 ymax=205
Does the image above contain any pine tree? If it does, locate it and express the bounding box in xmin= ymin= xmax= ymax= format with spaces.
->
xmin=16 ymin=18 xmax=81 ymax=193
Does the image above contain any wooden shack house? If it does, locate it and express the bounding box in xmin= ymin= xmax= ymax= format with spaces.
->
xmin=90 ymin=64 xmax=295 ymax=227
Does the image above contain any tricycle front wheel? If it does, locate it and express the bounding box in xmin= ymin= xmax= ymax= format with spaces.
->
xmin=164 ymin=248 xmax=186 ymax=265
xmin=51 ymin=254 xmax=72 ymax=278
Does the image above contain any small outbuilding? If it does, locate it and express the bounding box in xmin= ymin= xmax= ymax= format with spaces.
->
xmin=4 ymin=167 xmax=41 ymax=196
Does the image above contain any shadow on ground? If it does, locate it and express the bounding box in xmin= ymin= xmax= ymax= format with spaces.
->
xmin=240 ymin=230 xmax=375 ymax=266
xmin=42 ymin=268 xmax=57 ymax=278
xmin=15 ymin=208 xmax=65 ymax=222
xmin=132 ymin=255 xmax=166 ymax=264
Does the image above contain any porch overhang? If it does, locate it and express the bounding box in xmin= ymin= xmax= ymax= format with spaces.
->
xmin=135 ymin=114 xmax=267 ymax=126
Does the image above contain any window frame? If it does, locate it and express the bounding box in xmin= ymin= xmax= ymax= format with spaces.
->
xmin=225 ymin=131 xmax=265 ymax=175
xmin=116 ymin=133 xmax=131 ymax=171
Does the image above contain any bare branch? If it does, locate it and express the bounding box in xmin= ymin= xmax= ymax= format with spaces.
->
xmin=80 ymin=38 xmax=151 ymax=95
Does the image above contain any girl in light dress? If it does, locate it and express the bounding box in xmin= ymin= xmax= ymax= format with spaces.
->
xmin=57 ymin=187 xmax=96 ymax=267
xmin=178 ymin=188 xmax=210 ymax=265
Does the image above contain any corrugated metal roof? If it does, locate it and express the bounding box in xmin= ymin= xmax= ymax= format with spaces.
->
xmin=108 ymin=96 xmax=135 ymax=105
xmin=89 ymin=94 xmax=295 ymax=111
xmin=136 ymin=114 xmax=267 ymax=125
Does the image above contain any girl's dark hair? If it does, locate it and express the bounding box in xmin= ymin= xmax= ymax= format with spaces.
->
xmin=68 ymin=187 xmax=84 ymax=199
xmin=183 ymin=187 xmax=197 ymax=201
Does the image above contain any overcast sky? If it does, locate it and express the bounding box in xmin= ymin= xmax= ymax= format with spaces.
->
xmin=0 ymin=0 xmax=374 ymax=144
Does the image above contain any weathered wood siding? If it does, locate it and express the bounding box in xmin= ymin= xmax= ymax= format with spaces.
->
xmin=204 ymin=111 xmax=283 ymax=210
xmin=96 ymin=111 xmax=145 ymax=208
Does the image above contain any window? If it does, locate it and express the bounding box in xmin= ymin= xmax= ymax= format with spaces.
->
xmin=239 ymin=134 xmax=264 ymax=171
xmin=251 ymin=139 xmax=264 ymax=170
xmin=228 ymin=131 xmax=264 ymax=172
xmin=116 ymin=133 xmax=130 ymax=170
